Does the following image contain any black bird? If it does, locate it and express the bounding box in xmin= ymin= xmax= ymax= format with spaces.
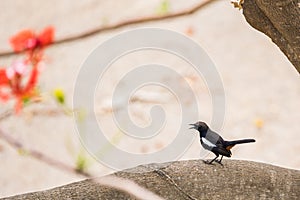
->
xmin=189 ymin=121 xmax=255 ymax=165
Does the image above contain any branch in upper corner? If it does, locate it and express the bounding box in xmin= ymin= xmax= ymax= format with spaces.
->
xmin=0 ymin=0 xmax=215 ymax=57
xmin=242 ymin=0 xmax=300 ymax=73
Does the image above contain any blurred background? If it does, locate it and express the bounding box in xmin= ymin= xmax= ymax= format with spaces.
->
xmin=0 ymin=0 xmax=299 ymax=198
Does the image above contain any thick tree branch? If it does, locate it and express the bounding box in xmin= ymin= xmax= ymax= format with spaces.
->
xmin=242 ymin=0 xmax=300 ymax=73
xmin=3 ymin=160 xmax=299 ymax=199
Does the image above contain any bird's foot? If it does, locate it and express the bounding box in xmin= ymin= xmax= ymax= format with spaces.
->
xmin=202 ymin=160 xmax=215 ymax=165
xmin=215 ymin=159 xmax=223 ymax=166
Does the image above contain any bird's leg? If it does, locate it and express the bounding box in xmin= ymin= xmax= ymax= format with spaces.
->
xmin=208 ymin=156 xmax=218 ymax=164
xmin=203 ymin=155 xmax=218 ymax=165
xmin=216 ymin=156 xmax=223 ymax=165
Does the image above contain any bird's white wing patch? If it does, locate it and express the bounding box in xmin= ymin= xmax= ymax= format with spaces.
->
xmin=202 ymin=137 xmax=217 ymax=148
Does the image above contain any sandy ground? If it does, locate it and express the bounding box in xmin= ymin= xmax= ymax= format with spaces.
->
xmin=0 ymin=0 xmax=299 ymax=198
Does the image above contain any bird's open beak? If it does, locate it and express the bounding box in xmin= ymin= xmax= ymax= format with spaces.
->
xmin=189 ymin=123 xmax=197 ymax=130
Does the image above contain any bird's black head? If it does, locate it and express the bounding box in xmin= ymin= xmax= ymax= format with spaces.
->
xmin=189 ymin=121 xmax=209 ymax=133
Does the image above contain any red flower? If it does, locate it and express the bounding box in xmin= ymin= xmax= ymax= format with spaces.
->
xmin=10 ymin=30 xmax=36 ymax=52
xmin=38 ymin=26 xmax=55 ymax=46
xmin=0 ymin=68 xmax=9 ymax=86
xmin=23 ymin=66 xmax=39 ymax=95
xmin=0 ymin=61 xmax=39 ymax=112
xmin=1 ymin=26 xmax=54 ymax=112
xmin=10 ymin=26 xmax=55 ymax=52
xmin=0 ymin=69 xmax=10 ymax=101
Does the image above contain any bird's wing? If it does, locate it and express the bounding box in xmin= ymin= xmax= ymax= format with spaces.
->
xmin=204 ymin=129 xmax=232 ymax=157
xmin=213 ymin=145 xmax=232 ymax=157
xmin=201 ymin=129 xmax=224 ymax=151
xmin=205 ymin=129 xmax=224 ymax=145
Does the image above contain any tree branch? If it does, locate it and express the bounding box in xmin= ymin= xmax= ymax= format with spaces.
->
xmin=3 ymin=160 xmax=300 ymax=199
xmin=0 ymin=127 xmax=92 ymax=178
xmin=0 ymin=0 xmax=215 ymax=57
xmin=242 ymin=0 xmax=300 ymax=73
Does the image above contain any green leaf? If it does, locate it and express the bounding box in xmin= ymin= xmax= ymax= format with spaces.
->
xmin=156 ymin=0 xmax=170 ymax=15
xmin=22 ymin=97 xmax=31 ymax=105
xmin=53 ymin=88 xmax=65 ymax=104
xmin=75 ymin=151 xmax=88 ymax=172
xmin=18 ymin=148 xmax=29 ymax=156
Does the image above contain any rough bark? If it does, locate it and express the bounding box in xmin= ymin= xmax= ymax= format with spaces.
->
xmin=242 ymin=0 xmax=300 ymax=73
xmin=2 ymin=160 xmax=300 ymax=200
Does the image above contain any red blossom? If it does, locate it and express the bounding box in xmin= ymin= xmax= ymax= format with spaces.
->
xmin=0 ymin=63 xmax=39 ymax=111
xmin=9 ymin=26 xmax=55 ymax=52
xmin=38 ymin=26 xmax=55 ymax=46
xmin=0 ymin=68 xmax=9 ymax=85
xmin=0 ymin=26 xmax=54 ymax=112
xmin=23 ymin=66 xmax=39 ymax=95
xmin=9 ymin=30 xmax=36 ymax=52
xmin=0 ymin=69 xmax=10 ymax=101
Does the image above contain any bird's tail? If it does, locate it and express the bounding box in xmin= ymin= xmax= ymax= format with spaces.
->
xmin=225 ymin=139 xmax=255 ymax=146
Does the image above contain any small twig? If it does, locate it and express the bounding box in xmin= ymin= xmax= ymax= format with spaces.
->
xmin=0 ymin=97 xmax=72 ymax=121
xmin=26 ymin=107 xmax=70 ymax=117
xmin=154 ymin=168 xmax=197 ymax=200
xmin=0 ymin=109 xmax=14 ymax=121
xmin=0 ymin=0 xmax=215 ymax=57
xmin=0 ymin=127 xmax=92 ymax=178
xmin=0 ymin=98 xmax=45 ymax=121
